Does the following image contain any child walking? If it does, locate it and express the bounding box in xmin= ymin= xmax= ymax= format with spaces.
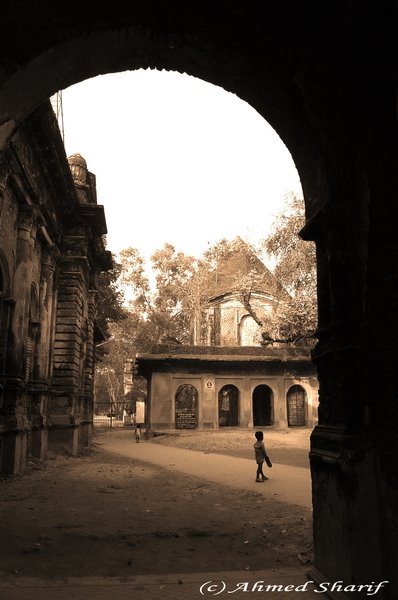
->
xmin=134 ymin=425 xmax=141 ymax=443
xmin=253 ymin=430 xmax=272 ymax=482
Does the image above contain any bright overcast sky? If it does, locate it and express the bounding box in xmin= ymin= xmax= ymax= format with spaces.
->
xmin=61 ymin=69 xmax=302 ymax=262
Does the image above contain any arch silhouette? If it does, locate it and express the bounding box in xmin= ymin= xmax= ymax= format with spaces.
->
xmin=0 ymin=5 xmax=395 ymax=591
xmin=0 ymin=25 xmax=328 ymax=230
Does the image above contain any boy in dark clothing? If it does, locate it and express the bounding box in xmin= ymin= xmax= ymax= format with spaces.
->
xmin=253 ymin=430 xmax=272 ymax=482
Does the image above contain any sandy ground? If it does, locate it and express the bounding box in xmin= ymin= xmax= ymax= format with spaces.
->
xmin=150 ymin=427 xmax=311 ymax=468
xmin=0 ymin=428 xmax=313 ymax=581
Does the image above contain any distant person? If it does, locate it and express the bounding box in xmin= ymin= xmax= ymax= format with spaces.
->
xmin=253 ymin=430 xmax=272 ymax=482
xmin=135 ymin=425 xmax=141 ymax=443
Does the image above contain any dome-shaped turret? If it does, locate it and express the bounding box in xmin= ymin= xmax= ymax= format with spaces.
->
xmin=68 ymin=153 xmax=87 ymax=185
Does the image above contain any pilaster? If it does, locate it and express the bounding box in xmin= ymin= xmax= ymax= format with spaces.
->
xmin=302 ymin=193 xmax=393 ymax=596
xmin=9 ymin=205 xmax=39 ymax=376
xmin=1 ymin=206 xmax=39 ymax=473
xmin=79 ymin=289 xmax=96 ymax=448
xmin=29 ymin=248 xmax=57 ymax=459
xmin=49 ymin=251 xmax=88 ymax=455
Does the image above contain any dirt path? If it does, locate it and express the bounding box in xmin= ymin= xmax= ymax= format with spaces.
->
xmin=149 ymin=427 xmax=312 ymax=469
xmin=0 ymin=429 xmax=313 ymax=582
xmin=102 ymin=433 xmax=311 ymax=508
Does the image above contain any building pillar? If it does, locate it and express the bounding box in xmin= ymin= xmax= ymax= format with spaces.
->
xmin=239 ymin=377 xmax=251 ymax=428
xmin=302 ymin=181 xmax=394 ymax=596
xmin=79 ymin=290 xmax=96 ymax=448
xmin=1 ymin=206 xmax=38 ymax=474
xmin=200 ymin=376 xmax=216 ymax=428
xmin=272 ymin=377 xmax=286 ymax=428
xmin=49 ymin=250 xmax=87 ymax=456
xmin=30 ymin=248 xmax=57 ymax=459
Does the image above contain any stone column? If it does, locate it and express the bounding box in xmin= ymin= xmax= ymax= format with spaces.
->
xmin=364 ymin=156 xmax=398 ymax=595
xmin=239 ymin=376 xmax=251 ymax=428
xmin=302 ymin=190 xmax=387 ymax=591
xmin=10 ymin=207 xmax=39 ymax=374
xmin=201 ymin=376 xmax=216 ymax=428
xmin=1 ymin=206 xmax=38 ymax=474
xmin=48 ymin=251 xmax=88 ymax=456
xmin=79 ymin=289 xmax=97 ymax=447
xmin=273 ymin=377 xmax=287 ymax=428
xmin=30 ymin=248 xmax=57 ymax=459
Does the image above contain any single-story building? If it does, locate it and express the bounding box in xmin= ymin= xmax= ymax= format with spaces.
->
xmin=136 ymin=345 xmax=318 ymax=430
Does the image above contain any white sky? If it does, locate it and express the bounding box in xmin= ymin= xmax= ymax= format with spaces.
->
xmin=61 ymin=69 xmax=302 ymax=263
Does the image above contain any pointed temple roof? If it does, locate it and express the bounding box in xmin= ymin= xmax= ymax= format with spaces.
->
xmin=205 ymin=238 xmax=290 ymax=302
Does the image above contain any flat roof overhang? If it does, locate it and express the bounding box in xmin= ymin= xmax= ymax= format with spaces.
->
xmin=135 ymin=352 xmax=316 ymax=377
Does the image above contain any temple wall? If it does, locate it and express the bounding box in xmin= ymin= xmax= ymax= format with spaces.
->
xmin=147 ymin=367 xmax=318 ymax=431
xmin=0 ymin=103 xmax=110 ymax=474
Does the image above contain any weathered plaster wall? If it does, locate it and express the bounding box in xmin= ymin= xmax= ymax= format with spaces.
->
xmin=148 ymin=368 xmax=318 ymax=431
xmin=151 ymin=373 xmax=173 ymax=429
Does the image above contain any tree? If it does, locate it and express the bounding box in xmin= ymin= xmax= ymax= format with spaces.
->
xmin=95 ymin=255 xmax=128 ymax=362
xmin=96 ymin=206 xmax=317 ymax=371
xmin=260 ymin=192 xmax=317 ymax=344
xmin=94 ymin=317 xmax=141 ymax=414
xmin=96 ymin=256 xmax=127 ymax=328
xmin=150 ymin=243 xmax=197 ymax=343
xmin=118 ymin=244 xmax=197 ymax=347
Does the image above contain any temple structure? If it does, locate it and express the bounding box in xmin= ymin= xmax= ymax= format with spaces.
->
xmin=136 ymin=241 xmax=318 ymax=430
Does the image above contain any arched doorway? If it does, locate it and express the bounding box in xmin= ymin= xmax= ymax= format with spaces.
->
xmin=252 ymin=384 xmax=273 ymax=426
xmin=287 ymin=385 xmax=306 ymax=427
xmin=218 ymin=384 xmax=239 ymax=427
xmin=175 ymin=384 xmax=198 ymax=429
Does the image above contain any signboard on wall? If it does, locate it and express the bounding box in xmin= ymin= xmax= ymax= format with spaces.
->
xmin=175 ymin=383 xmax=198 ymax=429
xmin=175 ymin=412 xmax=197 ymax=429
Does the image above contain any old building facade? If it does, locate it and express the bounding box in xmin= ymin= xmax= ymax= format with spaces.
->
xmin=0 ymin=102 xmax=111 ymax=475
xmin=136 ymin=242 xmax=318 ymax=430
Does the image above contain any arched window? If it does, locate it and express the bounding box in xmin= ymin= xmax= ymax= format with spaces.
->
xmin=252 ymin=384 xmax=274 ymax=426
xmin=286 ymin=385 xmax=307 ymax=426
xmin=175 ymin=384 xmax=198 ymax=429
xmin=239 ymin=314 xmax=261 ymax=346
xmin=218 ymin=384 xmax=239 ymax=427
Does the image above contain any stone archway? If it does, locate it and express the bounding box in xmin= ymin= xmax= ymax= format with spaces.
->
xmin=252 ymin=384 xmax=273 ymax=426
xmin=0 ymin=8 xmax=328 ymax=223
xmin=0 ymin=4 xmax=397 ymax=594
